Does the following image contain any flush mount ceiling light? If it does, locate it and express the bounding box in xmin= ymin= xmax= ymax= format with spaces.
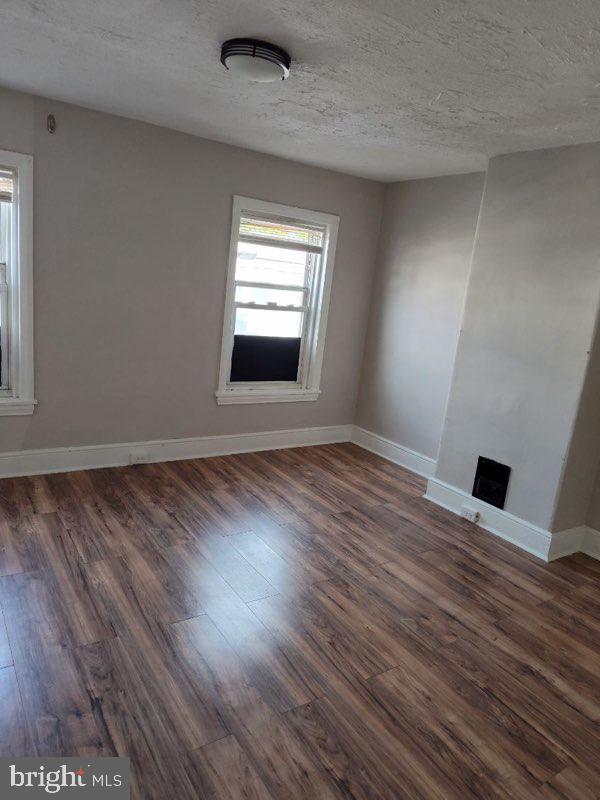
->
xmin=220 ymin=38 xmax=291 ymax=82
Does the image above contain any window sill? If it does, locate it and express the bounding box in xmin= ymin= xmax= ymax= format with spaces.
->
xmin=215 ymin=389 xmax=320 ymax=405
xmin=0 ymin=398 xmax=37 ymax=416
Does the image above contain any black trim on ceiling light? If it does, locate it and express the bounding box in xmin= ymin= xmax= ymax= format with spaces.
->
xmin=220 ymin=38 xmax=291 ymax=80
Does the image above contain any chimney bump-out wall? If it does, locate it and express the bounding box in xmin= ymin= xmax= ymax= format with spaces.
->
xmin=435 ymin=144 xmax=600 ymax=531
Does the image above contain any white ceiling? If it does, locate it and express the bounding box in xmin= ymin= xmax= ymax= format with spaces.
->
xmin=1 ymin=0 xmax=600 ymax=181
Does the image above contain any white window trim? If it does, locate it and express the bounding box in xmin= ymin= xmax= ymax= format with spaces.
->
xmin=216 ymin=196 xmax=339 ymax=405
xmin=0 ymin=149 xmax=35 ymax=416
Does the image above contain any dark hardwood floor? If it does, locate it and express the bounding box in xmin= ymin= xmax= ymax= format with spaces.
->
xmin=0 ymin=442 xmax=599 ymax=799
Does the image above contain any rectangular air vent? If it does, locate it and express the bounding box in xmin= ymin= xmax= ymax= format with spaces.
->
xmin=472 ymin=456 xmax=511 ymax=510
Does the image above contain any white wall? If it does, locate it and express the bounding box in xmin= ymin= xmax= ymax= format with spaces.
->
xmin=0 ymin=86 xmax=384 ymax=452
xmin=355 ymin=173 xmax=485 ymax=458
xmin=435 ymin=144 xmax=600 ymax=530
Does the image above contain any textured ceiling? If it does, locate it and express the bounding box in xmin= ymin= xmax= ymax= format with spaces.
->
xmin=1 ymin=1 xmax=600 ymax=180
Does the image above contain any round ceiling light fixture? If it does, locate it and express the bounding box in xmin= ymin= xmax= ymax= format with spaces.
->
xmin=220 ymin=38 xmax=291 ymax=82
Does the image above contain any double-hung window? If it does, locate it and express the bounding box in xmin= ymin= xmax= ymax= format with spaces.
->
xmin=216 ymin=196 xmax=339 ymax=404
xmin=0 ymin=149 xmax=34 ymax=415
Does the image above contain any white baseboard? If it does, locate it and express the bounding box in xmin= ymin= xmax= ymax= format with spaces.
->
xmin=425 ymin=476 xmax=554 ymax=561
xmin=546 ymin=526 xmax=587 ymax=561
xmin=350 ymin=426 xmax=599 ymax=564
xmin=0 ymin=424 xmax=353 ymax=478
xmin=581 ymin=526 xmax=600 ymax=560
xmin=0 ymin=423 xmax=436 ymax=482
xmin=2 ymin=419 xmax=598 ymax=565
xmin=546 ymin=525 xmax=600 ymax=561
xmin=425 ymin=478 xmax=600 ymax=562
xmin=351 ymin=426 xmax=437 ymax=479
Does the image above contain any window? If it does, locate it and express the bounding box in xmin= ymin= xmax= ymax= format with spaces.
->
xmin=0 ymin=149 xmax=34 ymax=416
xmin=216 ymin=196 xmax=339 ymax=405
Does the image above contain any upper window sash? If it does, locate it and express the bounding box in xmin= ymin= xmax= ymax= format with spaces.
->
xmin=234 ymin=302 xmax=309 ymax=312
xmin=238 ymin=215 xmax=325 ymax=250
xmin=237 ymin=233 xmax=323 ymax=255
xmin=234 ymin=280 xmax=308 ymax=291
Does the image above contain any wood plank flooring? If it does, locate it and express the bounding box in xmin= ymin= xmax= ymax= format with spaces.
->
xmin=0 ymin=443 xmax=599 ymax=798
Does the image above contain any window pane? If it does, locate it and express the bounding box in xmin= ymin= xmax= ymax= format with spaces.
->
xmin=236 ymin=241 xmax=309 ymax=286
xmin=0 ymin=171 xmax=13 ymax=203
xmin=0 ymin=260 xmax=7 ymax=389
xmin=235 ymin=286 xmax=304 ymax=308
xmin=0 ymin=201 xmax=10 ymax=264
xmin=240 ymin=216 xmax=324 ymax=248
xmin=234 ymin=307 xmax=303 ymax=338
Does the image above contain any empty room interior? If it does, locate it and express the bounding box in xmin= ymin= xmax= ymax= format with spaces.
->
xmin=1 ymin=1 xmax=600 ymax=798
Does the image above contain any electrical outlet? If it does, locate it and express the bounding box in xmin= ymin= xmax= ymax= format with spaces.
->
xmin=461 ymin=505 xmax=480 ymax=524
xmin=129 ymin=451 xmax=149 ymax=465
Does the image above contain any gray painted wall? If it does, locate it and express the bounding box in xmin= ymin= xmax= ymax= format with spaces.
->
xmin=0 ymin=87 xmax=384 ymax=452
xmin=552 ymin=311 xmax=600 ymax=532
xmin=577 ymin=318 xmax=600 ymax=533
xmin=4 ymin=83 xmax=600 ymax=538
xmin=356 ymin=173 xmax=485 ymax=459
xmin=435 ymin=144 xmax=600 ymax=530
xmin=586 ymin=465 xmax=600 ymax=530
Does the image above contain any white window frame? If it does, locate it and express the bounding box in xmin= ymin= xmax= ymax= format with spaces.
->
xmin=0 ymin=149 xmax=35 ymax=416
xmin=216 ymin=196 xmax=339 ymax=405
